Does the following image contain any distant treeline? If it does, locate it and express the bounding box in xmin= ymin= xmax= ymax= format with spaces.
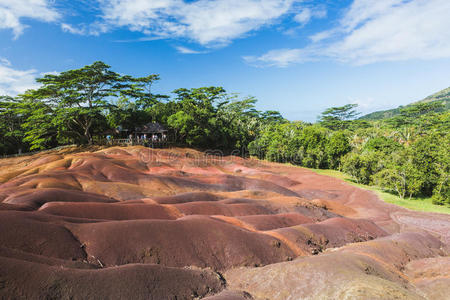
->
xmin=0 ymin=62 xmax=448 ymax=205
xmin=250 ymin=102 xmax=449 ymax=206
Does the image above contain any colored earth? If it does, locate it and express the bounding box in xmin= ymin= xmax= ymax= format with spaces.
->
xmin=0 ymin=146 xmax=448 ymax=299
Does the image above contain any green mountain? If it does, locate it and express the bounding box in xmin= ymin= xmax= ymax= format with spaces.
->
xmin=361 ymin=86 xmax=450 ymax=120
xmin=417 ymin=86 xmax=450 ymax=104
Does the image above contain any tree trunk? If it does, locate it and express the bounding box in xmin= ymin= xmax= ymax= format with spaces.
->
xmin=85 ymin=128 xmax=93 ymax=145
xmin=84 ymin=118 xmax=93 ymax=145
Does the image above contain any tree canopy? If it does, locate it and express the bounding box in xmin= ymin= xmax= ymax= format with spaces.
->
xmin=319 ymin=104 xmax=360 ymax=130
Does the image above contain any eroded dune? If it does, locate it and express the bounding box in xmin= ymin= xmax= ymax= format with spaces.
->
xmin=0 ymin=146 xmax=448 ymax=299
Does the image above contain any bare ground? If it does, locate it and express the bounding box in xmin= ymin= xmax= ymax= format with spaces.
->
xmin=0 ymin=146 xmax=448 ymax=299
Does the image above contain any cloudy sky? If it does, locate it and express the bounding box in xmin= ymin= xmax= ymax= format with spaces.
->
xmin=1 ymin=0 xmax=450 ymax=121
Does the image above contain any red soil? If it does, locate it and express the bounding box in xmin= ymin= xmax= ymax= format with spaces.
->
xmin=237 ymin=213 xmax=313 ymax=230
xmin=39 ymin=202 xmax=180 ymax=220
xmin=0 ymin=146 xmax=448 ymax=299
xmin=0 ymin=256 xmax=224 ymax=299
xmin=67 ymin=215 xmax=295 ymax=270
xmin=2 ymin=188 xmax=117 ymax=209
xmin=0 ymin=211 xmax=86 ymax=260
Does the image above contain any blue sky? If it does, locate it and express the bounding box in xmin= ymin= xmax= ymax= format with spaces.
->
xmin=1 ymin=0 xmax=450 ymax=122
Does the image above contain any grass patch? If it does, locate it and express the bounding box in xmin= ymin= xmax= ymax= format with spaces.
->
xmin=309 ymin=168 xmax=450 ymax=214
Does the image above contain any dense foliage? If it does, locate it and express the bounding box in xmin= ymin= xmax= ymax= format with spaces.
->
xmin=0 ymin=61 xmax=283 ymax=154
xmin=0 ymin=62 xmax=448 ymax=206
xmin=250 ymin=103 xmax=449 ymax=206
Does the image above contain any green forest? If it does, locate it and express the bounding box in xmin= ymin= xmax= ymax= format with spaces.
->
xmin=1 ymin=62 xmax=449 ymax=206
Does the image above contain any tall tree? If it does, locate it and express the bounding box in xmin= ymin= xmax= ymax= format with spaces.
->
xmin=31 ymin=61 xmax=122 ymax=144
xmin=168 ymin=87 xmax=225 ymax=147
xmin=119 ymin=74 xmax=168 ymax=110
xmin=0 ymin=96 xmax=27 ymax=154
xmin=319 ymin=104 xmax=360 ymax=130
xmin=17 ymin=92 xmax=58 ymax=150
xmin=217 ymin=96 xmax=261 ymax=149
xmin=388 ymin=101 xmax=444 ymax=129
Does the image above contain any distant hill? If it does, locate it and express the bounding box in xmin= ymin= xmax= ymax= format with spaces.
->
xmin=361 ymin=86 xmax=450 ymax=120
xmin=417 ymin=86 xmax=450 ymax=104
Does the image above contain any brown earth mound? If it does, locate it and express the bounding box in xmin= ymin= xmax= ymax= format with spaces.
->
xmin=237 ymin=213 xmax=313 ymax=230
xmin=2 ymin=188 xmax=117 ymax=208
xmin=0 ymin=211 xmax=86 ymax=260
xmin=173 ymin=201 xmax=273 ymax=216
xmin=67 ymin=215 xmax=295 ymax=270
xmin=39 ymin=202 xmax=180 ymax=220
xmin=0 ymin=256 xmax=224 ymax=299
xmin=225 ymin=232 xmax=446 ymax=300
xmin=0 ymin=146 xmax=448 ymax=299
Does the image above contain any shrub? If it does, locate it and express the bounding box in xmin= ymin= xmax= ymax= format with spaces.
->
xmin=341 ymin=152 xmax=379 ymax=184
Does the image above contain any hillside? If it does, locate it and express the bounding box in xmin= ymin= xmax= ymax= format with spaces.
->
xmin=0 ymin=146 xmax=449 ymax=299
xmin=361 ymin=86 xmax=450 ymax=120
xmin=418 ymin=86 xmax=450 ymax=103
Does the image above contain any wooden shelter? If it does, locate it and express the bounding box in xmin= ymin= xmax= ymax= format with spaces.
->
xmin=134 ymin=122 xmax=169 ymax=147
xmin=135 ymin=122 xmax=168 ymax=136
xmin=103 ymin=122 xmax=169 ymax=147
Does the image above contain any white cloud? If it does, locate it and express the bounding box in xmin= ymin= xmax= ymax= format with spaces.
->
xmin=244 ymin=48 xmax=311 ymax=67
xmin=328 ymin=0 xmax=450 ymax=64
xmin=0 ymin=62 xmax=40 ymax=96
xmin=293 ymin=6 xmax=326 ymax=26
xmin=40 ymin=71 xmax=59 ymax=76
xmin=61 ymin=23 xmax=86 ymax=35
xmin=0 ymin=0 xmax=60 ymax=38
xmin=339 ymin=0 xmax=403 ymax=32
xmin=293 ymin=8 xmax=311 ymax=25
xmin=61 ymin=21 xmax=111 ymax=36
xmin=248 ymin=0 xmax=450 ymax=66
xmin=95 ymin=0 xmax=299 ymax=46
xmin=0 ymin=57 xmax=11 ymax=66
xmin=175 ymin=46 xmax=205 ymax=54
xmin=309 ymin=29 xmax=335 ymax=43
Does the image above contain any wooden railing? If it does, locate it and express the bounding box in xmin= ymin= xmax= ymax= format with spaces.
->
xmin=104 ymin=138 xmax=170 ymax=147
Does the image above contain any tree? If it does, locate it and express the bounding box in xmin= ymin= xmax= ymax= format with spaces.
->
xmin=16 ymin=61 xmax=164 ymax=147
xmin=168 ymin=87 xmax=225 ymax=147
xmin=248 ymin=122 xmax=285 ymax=160
xmin=326 ymin=131 xmax=351 ymax=169
xmin=432 ymin=175 xmax=449 ymax=206
xmin=30 ymin=61 xmax=123 ymax=144
xmin=260 ymin=110 xmax=285 ymax=124
xmin=147 ymin=100 xmax=179 ymax=125
xmin=363 ymin=136 xmax=402 ymax=154
xmin=249 ymin=122 xmax=331 ymax=168
xmin=297 ymin=125 xmax=329 ymax=168
xmin=319 ymin=104 xmax=360 ymax=130
xmin=0 ymin=96 xmax=27 ymax=154
xmin=15 ymin=92 xmax=58 ymax=150
xmin=432 ymin=134 xmax=450 ymax=205
xmin=119 ymin=74 xmax=168 ymax=110
xmin=341 ymin=152 xmax=379 ymax=184
xmin=408 ymin=135 xmax=441 ymax=196
xmin=387 ymin=101 xmax=444 ymax=130
xmin=217 ymin=96 xmax=262 ymax=149
xmin=373 ymin=160 xmax=424 ymax=199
